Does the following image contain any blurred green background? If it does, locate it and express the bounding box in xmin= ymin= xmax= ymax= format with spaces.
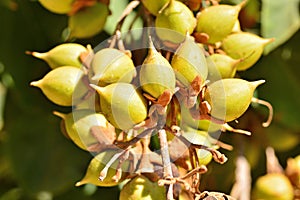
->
xmin=0 ymin=0 xmax=299 ymax=199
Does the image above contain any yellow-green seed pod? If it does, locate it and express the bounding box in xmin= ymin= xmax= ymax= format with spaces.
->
xmin=171 ymin=34 xmax=208 ymax=87
xmin=141 ymin=0 xmax=169 ymax=16
xmin=91 ymin=83 xmax=148 ymax=130
xmin=221 ymin=32 xmax=274 ymax=71
xmin=68 ymin=2 xmax=109 ymax=39
xmin=155 ymin=0 xmax=196 ymax=43
xmin=54 ymin=110 xmax=113 ymax=151
xmin=204 ymin=78 xmax=265 ymax=122
xmin=253 ymin=173 xmax=294 ymax=200
xmin=28 ymin=43 xmax=87 ymax=69
xmin=183 ymin=130 xmax=213 ymax=165
xmin=30 ymin=66 xmax=85 ymax=106
xmin=91 ymin=48 xmax=136 ymax=86
xmin=196 ymin=2 xmax=244 ymax=44
xmin=207 ymin=53 xmax=239 ymax=80
xmin=119 ymin=175 xmax=166 ymax=200
xmin=140 ymin=39 xmax=176 ymax=98
xmin=76 ymin=150 xmax=130 ymax=187
xmin=38 ymin=0 xmax=74 ymax=14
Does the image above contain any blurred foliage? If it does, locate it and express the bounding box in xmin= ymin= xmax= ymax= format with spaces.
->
xmin=0 ymin=0 xmax=299 ymax=199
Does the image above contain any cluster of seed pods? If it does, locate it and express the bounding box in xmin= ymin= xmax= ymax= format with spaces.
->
xmin=30 ymin=0 xmax=275 ymax=199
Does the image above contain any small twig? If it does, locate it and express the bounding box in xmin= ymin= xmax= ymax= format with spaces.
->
xmin=251 ymin=97 xmax=273 ymax=127
xmin=158 ymin=129 xmax=174 ymax=200
xmin=266 ymin=147 xmax=284 ymax=174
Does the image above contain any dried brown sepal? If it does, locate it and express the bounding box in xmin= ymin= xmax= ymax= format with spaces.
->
xmin=193 ymin=32 xmax=209 ymax=44
xmin=197 ymin=191 xmax=236 ymax=200
xmin=80 ymin=44 xmax=94 ymax=70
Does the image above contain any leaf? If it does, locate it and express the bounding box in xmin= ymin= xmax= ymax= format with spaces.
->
xmin=261 ymin=0 xmax=300 ymax=54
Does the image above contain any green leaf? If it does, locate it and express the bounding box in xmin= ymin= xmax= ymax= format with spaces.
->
xmin=261 ymin=0 xmax=300 ymax=54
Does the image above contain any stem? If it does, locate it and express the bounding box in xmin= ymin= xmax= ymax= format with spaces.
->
xmin=158 ymin=129 xmax=174 ymax=200
xmin=252 ymin=97 xmax=273 ymax=127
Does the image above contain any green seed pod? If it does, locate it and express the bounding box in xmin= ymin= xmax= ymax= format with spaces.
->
xmin=181 ymin=105 xmax=221 ymax=132
xmin=68 ymin=2 xmax=109 ymax=39
xmin=91 ymin=48 xmax=136 ymax=86
xmin=140 ymin=39 xmax=176 ymax=98
xmin=221 ymin=32 xmax=274 ymax=71
xmin=54 ymin=110 xmax=113 ymax=151
xmin=195 ymin=2 xmax=244 ymax=44
xmin=183 ymin=130 xmax=213 ymax=165
xmin=204 ymin=78 xmax=265 ymax=122
xmin=38 ymin=0 xmax=74 ymax=14
xmin=253 ymin=173 xmax=294 ymax=200
xmin=207 ymin=54 xmax=239 ymax=80
xmin=76 ymin=150 xmax=130 ymax=187
xmin=155 ymin=0 xmax=196 ymax=43
xmin=141 ymin=0 xmax=169 ymax=16
xmin=171 ymin=34 xmax=208 ymax=87
xmin=30 ymin=66 xmax=85 ymax=106
xmin=28 ymin=43 xmax=87 ymax=69
xmin=91 ymin=83 xmax=148 ymax=130
xmin=119 ymin=175 xmax=166 ymax=200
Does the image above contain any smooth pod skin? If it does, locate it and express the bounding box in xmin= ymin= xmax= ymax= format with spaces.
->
xmin=76 ymin=150 xmax=130 ymax=187
xmin=119 ymin=175 xmax=166 ymax=200
xmin=54 ymin=110 xmax=113 ymax=151
xmin=204 ymin=78 xmax=265 ymax=122
xmin=181 ymin=105 xmax=221 ymax=132
xmin=29 ymin=43 xmax=87 ymax=69
xmin=196 ymin=3 xmax=243 ymax=44
xmin=221 ymin=32 xmax=274 ymax=71
xmin=91 ymin=48 xmax=136 ymax=86
xmin=155 ymin=0 xmax=196 ymax=43
xmin=141 ymin=0 xmax=169 ymax=16
xmin=30 ymin=66 xmax=84 ymax=106
xmin=91 ymin=83 xmax=148 ymax=130
xmin=207 ymin=54 xmax=238 ymax=80
xmin=171 ymin=34 xmax=208 ymax=87
xmin=68 ymin=2 xmax=109 ymax=39
xmin=253 ymin=173 xmax=294 ymax=200
xmin=38 ymin=0 xmax=74 ymax=14
xmin=140 ymin=40 xmax=176 ymax=98
xmin=183 ymin=130 xmax=213 ymax=165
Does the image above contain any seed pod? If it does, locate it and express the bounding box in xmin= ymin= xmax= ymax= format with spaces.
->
xmin=68 ymin=2 xmax=109 ymax=39
xmin=221 ymin=32 xmax=274 ymax=71
xmin=28 ymin=43 xmax=87 ymax=69
xmin=91 ymin=48 xmax=136 ymax=86
xmin=181 ymin=105 xmax=221 ymax=132
xmin=91 ymin=83 xmax=148 ymax=130
xmin=30 ymin=66 xmax=85 ymax=106
xmin=195 ymin=2 xmax=244 ymax=44
xmin=76 ymin=150 xmax=130 ymax=187
xmin=207 ymin=54 xmax=239 ymax=80
xmin=204 ymin=78 xmax=265 ymax=122
xmin=183 ymin=130 xmax=213 ymax=165
xmin=141 ymin=0 xmax=169 ymax=16
xmin=155 ymin=0 xmax=196 ymax=43
xmin=54 ymin=110 xmax=114 ymax=151
xmin=253 ymin=173 xmax=294 ymax=200
xmin=140 ymin=39 xmax=176 ymax=98
xmin=119 ymin=175 xmax=166 ymax=200
xmin=171 ymin=34 xmax=208 ymax=87
xmin=38 ymin=0 xmax=74 ymax=14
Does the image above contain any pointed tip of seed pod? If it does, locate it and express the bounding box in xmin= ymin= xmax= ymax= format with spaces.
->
xmin=238 ymin=0 xmax=248 ymax=9
xmin=251 ymin=80 xmax=266 ymax=89
xmin=28 ymin=51 xmax=47 ymax=60
xmin=52 ymin=111 xmax=66 ymax=119
xmin=262 ymin=38 xmax=275 ymax=46
xmin=89 ymin=84 xmax=104 ymax=94
xmin=75 ymin=180 xmax=85 ymax=187
xmin=148 ymin=36 xmax=157 ymax=53
xmin=30 ymin=80 xmax=42 ymax=87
